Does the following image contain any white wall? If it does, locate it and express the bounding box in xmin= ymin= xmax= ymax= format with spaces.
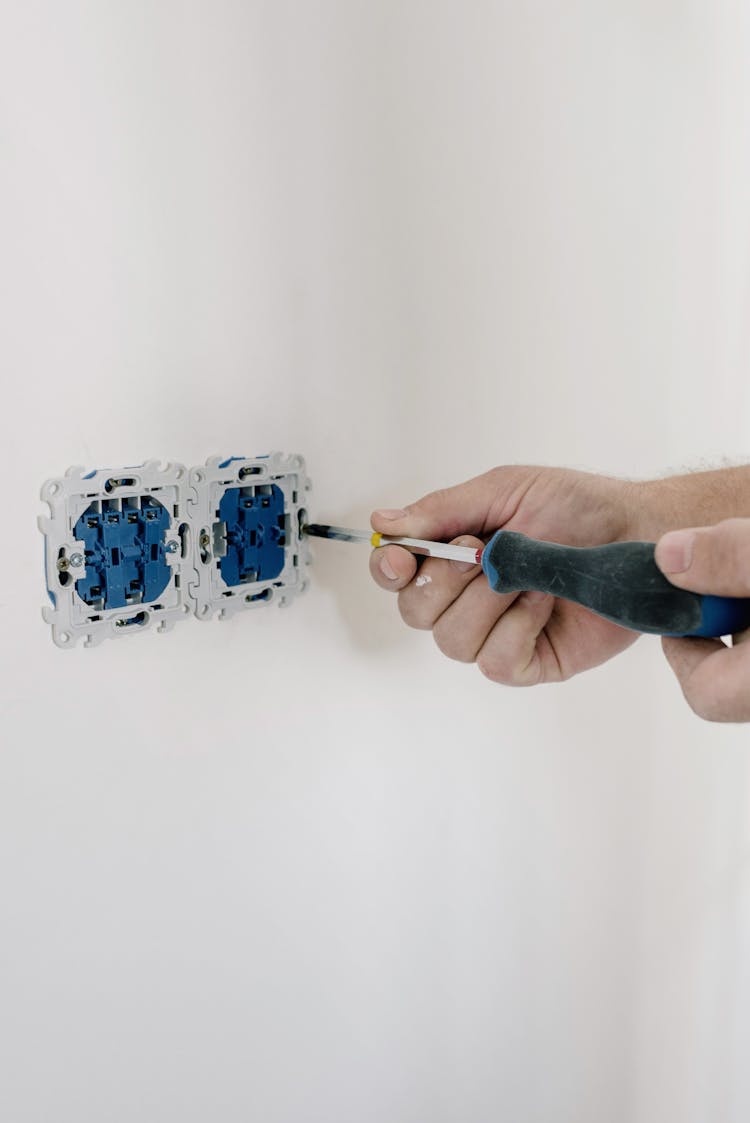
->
xmin=2 ymin=3 xmax=749 ymax=1121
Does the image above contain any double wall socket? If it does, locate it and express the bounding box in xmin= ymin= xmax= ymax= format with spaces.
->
xmin=39 ymin=452 xmax=312 ymax=648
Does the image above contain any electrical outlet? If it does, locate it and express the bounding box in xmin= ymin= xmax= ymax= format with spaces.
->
xmin=186 ymin=453 xmax=311 ymax=622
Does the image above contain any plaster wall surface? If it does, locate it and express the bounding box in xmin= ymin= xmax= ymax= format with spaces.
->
xmin=2 ymin=4 xmax=749 ymax=1121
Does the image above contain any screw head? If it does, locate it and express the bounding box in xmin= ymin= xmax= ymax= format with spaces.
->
xmin=199 ymin=533 xmax=210 ymax=547
xmin=56 ymin=556 xmax=70 ymax=572
xmin=165 ymin=539 xmax=179 ymax=554
xmin=69 ymin=552 xmax=84 ymax=568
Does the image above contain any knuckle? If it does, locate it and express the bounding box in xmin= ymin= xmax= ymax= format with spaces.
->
xmin=719 ymin=517 xmax=750 ymax=533
xmin=682 ymin=679 xmax=731 ymax=722
xmin=686 ymin=691 xmax=722 ymax=722
xmin=397 ymin=590 xmax=434 ymax=630
xmin=432 ymin=618 xmax=474 ymax=663
xmin=408 ymin=488 xmax=438 ymax=515
xmin=477 ymin=646 xmax=540 ymax=686
xmin=677 ymin=668 xmax=723 ymax=721
xmin=488 ymin=465 xmax=509 ymax=485
xmin=476 ymin=649 xmax=515 ymax=685
xmin=418 ymin=488 xmax=449 ymax=517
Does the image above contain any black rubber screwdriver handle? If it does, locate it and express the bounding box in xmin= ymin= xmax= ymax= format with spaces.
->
xmin=480 ymin=531 xmax=750 ymax=637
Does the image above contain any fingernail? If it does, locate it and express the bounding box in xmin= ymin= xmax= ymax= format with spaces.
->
xmin=525 ymin=590 xmax=549 ymax=605
xmin=373 ymin=508 xmax=407 ymax=521
xmin=451 ymin=560 xmax=475 ymax=573
xmin=379 ymin=555 xmax=399 ymax=581
xmin=657 ymin=529 xmax=695 ymax=573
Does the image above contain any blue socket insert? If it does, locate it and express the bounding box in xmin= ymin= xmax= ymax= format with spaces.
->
xmin=74 ymin=496 xmax=172 ymax=610
xmin=218 ymin=483 xmax=286 ymax=587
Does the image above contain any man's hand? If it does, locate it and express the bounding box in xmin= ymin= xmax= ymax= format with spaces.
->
xmin=656 ymin=519 xmax=750 ymax=722
xmin=369 ymin=467 xmax=644 ymax=685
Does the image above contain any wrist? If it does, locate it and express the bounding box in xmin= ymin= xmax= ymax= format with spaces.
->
xmin=619 ymin=479 xmax=663 ymax=540
xmin=621 ymin=467 xmax=750 ymax=541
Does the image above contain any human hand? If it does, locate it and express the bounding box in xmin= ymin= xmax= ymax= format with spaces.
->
xmin=369 ymin=466 xmax=644 ymax=684
xmin=656 ymin=519 xmax=750 ymax=722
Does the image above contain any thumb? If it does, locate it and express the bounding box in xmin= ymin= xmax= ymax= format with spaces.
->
xmin=371 ymin=467 xmax=529 ymax=541
xmin=655 ymin=518 xmax=750 ymax=597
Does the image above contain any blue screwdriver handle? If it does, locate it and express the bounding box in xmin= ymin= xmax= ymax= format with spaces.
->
xmin=480 ymin=531 xmax=750 ymax=638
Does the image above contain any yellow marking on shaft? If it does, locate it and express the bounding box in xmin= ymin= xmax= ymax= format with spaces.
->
xmin=371 ymin=532 xmax=382 ymax=548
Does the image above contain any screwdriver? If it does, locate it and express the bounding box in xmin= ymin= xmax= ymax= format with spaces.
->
xmin=302 ymin=523 xmax=750 ymax=638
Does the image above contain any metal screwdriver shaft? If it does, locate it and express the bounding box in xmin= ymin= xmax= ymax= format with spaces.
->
xmin=302 ymin=523 xmax=483 ymax=565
